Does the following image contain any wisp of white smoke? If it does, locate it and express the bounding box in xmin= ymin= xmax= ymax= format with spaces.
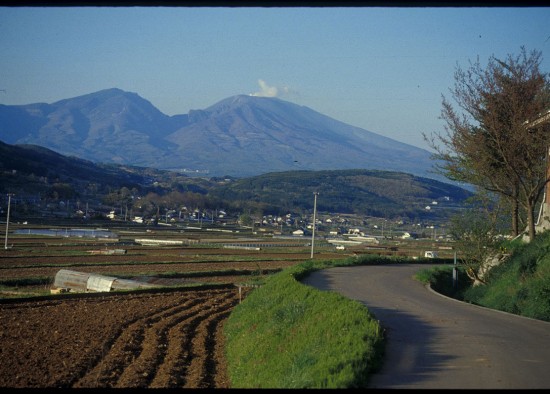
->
xmin=249 ymin=79 xmax=298 ymax=99
xmin=250 ymin=79 xmax=278 ymax=97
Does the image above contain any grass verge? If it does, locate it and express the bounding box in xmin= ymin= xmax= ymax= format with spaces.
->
xmin=224 ymin=256 xmax=386 ymax=388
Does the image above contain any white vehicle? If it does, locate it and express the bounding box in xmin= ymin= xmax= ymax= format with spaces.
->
xmin=424 ymin=251 xmax=438 ymax=258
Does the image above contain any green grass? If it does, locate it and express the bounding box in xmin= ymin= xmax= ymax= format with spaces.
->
xmin=0 ymin=277 xmax=54 ymax=298
xmin=460 ymin=230 xmax=550 ymax=321
xmin=415 ymin=231 xmax=550 ymax=322
xmin=224 ymin=256 xmax=386 ymax=388
xmin=415 ymin=264 xmax=470 ymax=299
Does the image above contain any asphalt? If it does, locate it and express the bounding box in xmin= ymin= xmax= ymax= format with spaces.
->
xmin=301 ymin=263 xmax=550 ymax=389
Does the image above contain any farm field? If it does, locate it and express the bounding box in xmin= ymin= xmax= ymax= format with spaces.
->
xmin=0 ymin=223 xmax=453 ymax=388
xmin=0 ymin=286 xmax=245 ymax=388
xmin=0 ymin=223 xmax=344 ymax=388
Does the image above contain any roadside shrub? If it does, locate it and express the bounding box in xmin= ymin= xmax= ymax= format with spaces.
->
xmin=419 ymin=264 xmax=470 ymax=299
xmin=519 ymin=272 xmax=550 ymax=320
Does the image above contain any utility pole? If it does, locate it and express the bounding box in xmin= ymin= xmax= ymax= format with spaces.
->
xmin=4 ymin=193 xmax=14 ymax=249
xmin=310 ymin=192 xmax=318 ymax=259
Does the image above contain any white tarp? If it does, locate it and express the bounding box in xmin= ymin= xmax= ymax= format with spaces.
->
xmin=86 ymin=275 xmax=116 ymax=292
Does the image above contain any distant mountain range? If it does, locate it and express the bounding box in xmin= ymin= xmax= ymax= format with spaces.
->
xmin=0 ymin=88 xmax=439 ymax=179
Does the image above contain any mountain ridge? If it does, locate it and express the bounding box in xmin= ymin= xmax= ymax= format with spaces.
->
xmin=0 ymin=88 xmax=439 ymax=179
xmin=0 ymin=140 xmax=470 ymax=223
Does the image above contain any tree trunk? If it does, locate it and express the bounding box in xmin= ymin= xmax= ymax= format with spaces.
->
xmin=512 ymin=199 xmax=519 ymax=237
xmin=527 ymin=200 xmax=536 ymax=242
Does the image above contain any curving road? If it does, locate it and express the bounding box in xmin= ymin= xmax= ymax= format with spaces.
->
xmin=301 ymin=263 xmax=550 ymax=389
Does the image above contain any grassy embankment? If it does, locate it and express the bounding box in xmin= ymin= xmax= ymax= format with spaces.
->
xmin=421 ymin=230 xmax=550 ymax=322
xmin=225 ymin=232 xmax=550 ymax=388
xmin=225 ymin=255 xmax=392 ymax=388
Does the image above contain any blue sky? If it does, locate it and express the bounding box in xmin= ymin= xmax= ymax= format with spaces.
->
xmin=1 ymin=6 xmax=549 ymax=150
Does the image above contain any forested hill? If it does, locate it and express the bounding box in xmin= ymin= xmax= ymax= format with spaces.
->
xmin=208 ymin=169 xmax=472 ymax=221
xmin=0 ymin=141 xmax=471 ymax=221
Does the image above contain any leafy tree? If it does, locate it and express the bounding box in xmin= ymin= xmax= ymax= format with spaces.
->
xmin=102 ymin=186 xmax=134 ymax=220
xmin=425 ymin=47 xmax=550 ymax=241
xmin=238 ymin=213 xmax=253 ymax=227
xmin=48 ymin=183 xmax=77 ymax=200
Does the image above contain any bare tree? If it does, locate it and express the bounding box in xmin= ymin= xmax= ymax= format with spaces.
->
xmin=424 ymin=47 xmax=550 ymax=241
xmin=448 ymin=190 xmax=510 ymax=285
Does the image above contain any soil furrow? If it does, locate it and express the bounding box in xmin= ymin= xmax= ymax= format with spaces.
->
xmin=149 ymin=292 xmax=241 ymax=388
xmin=73 ymin=295 xmax=208 ymax=388
xmin=197 ymin=304 xmax=237 ymax=388
xmin=113 ymin=293 xmax=230 ymax=388
xmin=182 ymin=293 xmax=241 ymax=388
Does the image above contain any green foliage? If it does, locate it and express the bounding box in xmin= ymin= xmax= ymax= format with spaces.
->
xmin=224 ymin=257 xmax=385 ymax=388
xmin=497 ymin=236 xmax=526 ymax=255
xmin=461 ymin=230 xmax=550 ymax=321
xmin=416 ymin=265 xmax=470 ymax=299
xmin=0 ymin=277 xmax=53 ymax=298
xmin=0 ymin=277 xmax=51 ymax=287
xmin=416 ymin=230 xmax=550 ymax=322
xmin=238 ymin=213 xmax=253 ymax=226
xmin=212 ymin=169 xmax=472 ymax=220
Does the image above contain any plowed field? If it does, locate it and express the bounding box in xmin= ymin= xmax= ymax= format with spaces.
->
xmin=0 ymin=286 xmax=250 ymax=388
xmin=0 ymin=226 xmax=346 ymax=388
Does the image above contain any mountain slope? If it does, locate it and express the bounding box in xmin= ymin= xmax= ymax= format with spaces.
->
xmin=164 ymin=95 xmax=435 ymax=177
xmin=0 ymin=88 xmax=188 ymax=167
xmin=0 ymin=140 xmax=210 ymax=198
xmin=0 ymin=89 xmax=438 ymax=179
xmin=0 ymin=141 xmax=470 ymax=222
xmin=209 ymin=169 xmax=471 ymax=221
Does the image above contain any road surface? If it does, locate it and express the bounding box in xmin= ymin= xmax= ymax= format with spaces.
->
xmin=301 ymin=263 xmax=550 ymax=389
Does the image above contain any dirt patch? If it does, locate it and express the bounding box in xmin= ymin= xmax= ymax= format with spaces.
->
xmin=0 ymin=286 xmax=251 ymax=388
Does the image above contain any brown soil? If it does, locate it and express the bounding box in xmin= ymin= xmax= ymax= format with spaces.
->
xmin=0 ymin=243 xmax=341 ymax=282
xmin=0 ymin=286 xmax=251 ymax=388
xmin=0 ymin=230 xmax=348 ymax=388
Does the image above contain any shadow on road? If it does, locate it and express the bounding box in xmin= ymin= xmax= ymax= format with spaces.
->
xmin=363 ymin=306 xmax=455 ymax=388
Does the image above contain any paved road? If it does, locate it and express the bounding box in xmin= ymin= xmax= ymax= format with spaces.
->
xmin=301 ymin=264 xmax=550 ymax=389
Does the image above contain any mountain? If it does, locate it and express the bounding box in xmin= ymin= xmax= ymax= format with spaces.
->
xmin=0 ymin=88 xmax=188 ymax=168
xmin=0 ymin=88 xmax=439 ymax=179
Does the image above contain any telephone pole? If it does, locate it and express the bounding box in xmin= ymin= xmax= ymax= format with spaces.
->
xmin=310 ymin=192 xmax=318 ymax=259
xmin=4 ymin=193 xmax=14 ymax=249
